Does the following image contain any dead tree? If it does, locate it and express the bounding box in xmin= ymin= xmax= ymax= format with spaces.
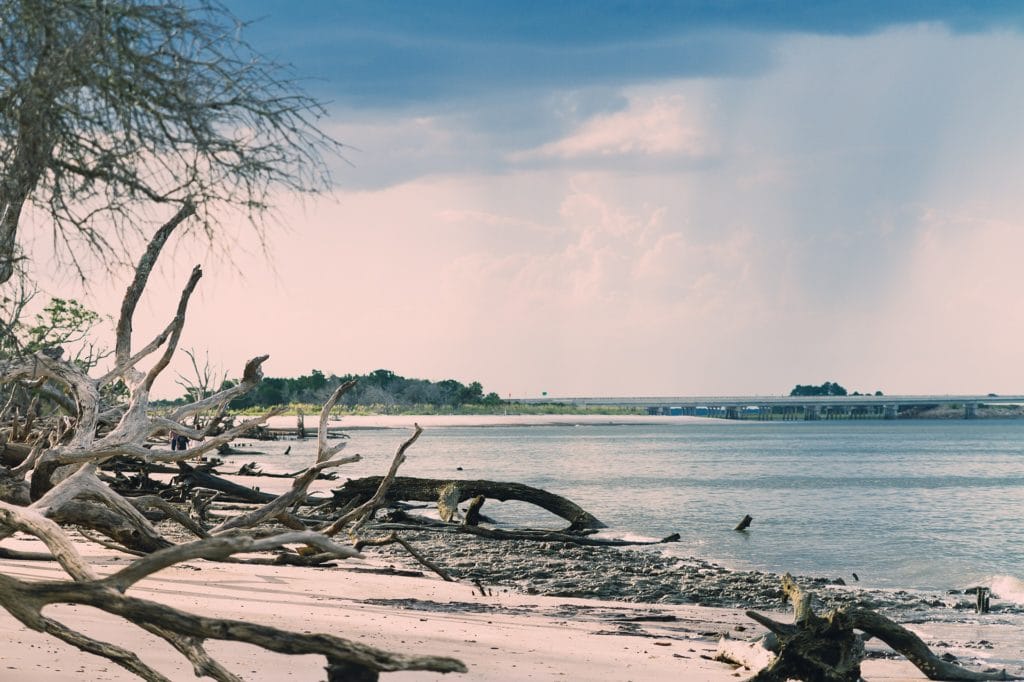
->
xmin=332 ymin=476 xmax=607 ymax=531
xmin=0 ymin=212 xmax=466 ymax=679
xmin=722 ymin=573 xmax=1022 ymax=681
xmin=0 ymin=527 xmax=466 ymax=681
xmin=0 ymin=0 xmax=343 ymax=285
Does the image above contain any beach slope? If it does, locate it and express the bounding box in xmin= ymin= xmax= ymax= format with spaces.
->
xmin=0 ymin=539 xmax=967 ymax=681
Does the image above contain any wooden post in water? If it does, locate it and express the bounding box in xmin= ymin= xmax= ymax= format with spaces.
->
xmin=296 ymin=409 xmax=306 ymax=439
xmin=976 ymin=587 xmax=990 ymax=613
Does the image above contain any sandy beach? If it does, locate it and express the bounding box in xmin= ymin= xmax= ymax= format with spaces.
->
xmin=3 ymin=416 xmax=1021 ymax=680
xmin=2 ymin=533 xmax=1020 ymax=681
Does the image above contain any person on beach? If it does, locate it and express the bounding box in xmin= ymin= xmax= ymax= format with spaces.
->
xmin=175 ymin=434 xmax=188 ymax=451
xmin=169 ymin=430 xmax=178 ymax=450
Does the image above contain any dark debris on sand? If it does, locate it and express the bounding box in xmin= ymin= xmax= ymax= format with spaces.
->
xmin=364 ymin=528 xmax=1023 ymax=618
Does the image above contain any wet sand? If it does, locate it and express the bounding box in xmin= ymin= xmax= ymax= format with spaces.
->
xmin=1 ymin=533 xmax=1021 ymax=681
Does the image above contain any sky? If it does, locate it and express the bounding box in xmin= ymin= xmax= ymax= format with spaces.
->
xmin=31 ymin=1 xmax=1024 ymax=399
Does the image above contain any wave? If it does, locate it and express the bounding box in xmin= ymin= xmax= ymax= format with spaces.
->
xmin=990 ymin=575 xmax=1024 ymax=604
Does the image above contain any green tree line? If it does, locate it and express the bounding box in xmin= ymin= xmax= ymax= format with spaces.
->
xmin=215 ymin=368 xmax=503 ymax=410
xmin=790 ymin=381 xmax=883 ymax=397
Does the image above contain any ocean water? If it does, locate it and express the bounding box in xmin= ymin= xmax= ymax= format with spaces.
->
xmin=226 ymin=419 xmax=1024 ymax=596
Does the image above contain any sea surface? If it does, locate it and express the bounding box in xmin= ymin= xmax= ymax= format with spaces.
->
xmin=225 ymin=418 xmax=1024 ymax=600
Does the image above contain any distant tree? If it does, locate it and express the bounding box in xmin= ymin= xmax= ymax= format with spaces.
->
xmin=287 ymin=369 xmax=330 ymax=402
xmin=436 ymin=379 xmax=467 ymax=406
xmin=175 ymin=348 xmax=226 ymax=403
xmin=461 ymin=381 xmax=484 ymax=404
xmin=254 ymin=377 xmax=286 ymax=407
xmin=828 ymin=381 xmax=847 ymax=396
xmin=366 ymin=369 xmax=397 ymax=389
xmin=0 ymin=0 xmax=341 ymax=284
xmin=790 ymin=381 xmax=849 ymax=397
xmin=224 ymin=368 xmax=501 ymax=410
xmin=399 ymin=378 xmax=441 ymax=405
xmin=308 ymin=369 xmax=327 ymax=391
xmin=362 ymin=385 xmax=397 ymax=411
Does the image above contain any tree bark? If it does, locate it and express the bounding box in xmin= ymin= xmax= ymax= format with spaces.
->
xmin=0 ymin=441 xmax=31 ymax=467
xmin=0 ymin=202 xmax=467 ymax=678
xmin=333 ymin=476 xmax=606 ymax=531
xmin=50 ymin=500 xmax=173 ymax=553
xmin=173 ymin=461 xmax=336 ymax=508
xmin=463 ymin=495 xmax=486 ymax=526
xmin=743 ymin=574 xmax=1022 ymax=681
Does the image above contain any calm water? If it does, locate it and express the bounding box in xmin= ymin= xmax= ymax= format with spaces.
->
xmin=230 ymin=419 xmax=1024 ymax=595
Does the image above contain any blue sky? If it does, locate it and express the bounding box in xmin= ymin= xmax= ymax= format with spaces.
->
xmin=228 ymin=1 xmax=1024 ymax=103
xmin=45 ymin=1 xmax=1024 ymax=397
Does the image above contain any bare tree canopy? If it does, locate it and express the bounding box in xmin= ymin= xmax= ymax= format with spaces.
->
xmin=0 ymin=0 xmax=340 ymax=284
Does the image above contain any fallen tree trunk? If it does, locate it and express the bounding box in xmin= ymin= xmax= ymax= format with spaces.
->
xmin=0 ymin=533 xmax=466 ymax=680
xmin=50 ymin=500 xmax=173 ymax=553
xmin=173 ymin=462 xmax=278 ymax=503
xmin=372 ymin=513 xmax=679 ymax=547
xmin=0 ymin=441 xmax=31 ymax=467
xmin=715 ymin=634 xmax=777 ymax=673
xmin=845 ymin=608 xmax=1022 ymax=681
xmin=173 ymin=462 xmax=331 ymax=506
xmin=0 ymin=209 xmax=468 ymax=678
xmin=742 ymin=573 xmax=1022 ymax=681
xmin=333 ymin=476 xmax=606 ymax=531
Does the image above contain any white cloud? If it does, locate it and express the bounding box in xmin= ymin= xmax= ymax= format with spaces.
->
xmin=31 ymin=25 xmax=1024 ymax=398
xmin=514 ymin=92 xmax=714 ymax=162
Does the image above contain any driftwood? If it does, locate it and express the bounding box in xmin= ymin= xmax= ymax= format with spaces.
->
xmin=172 ymin=461 xmax=336 ymax=508
xmin=373 ymin=513 xmax=680 ymax=547
xmin=740 ymin=574 xmax=1022 ymax=681
xmin=0 ymin=532 xmax=466 ymax=680
xmin=463 ymin=495 xmax=486 ymax=526
xmin=0 ymin=441 xmax=30 ymax=467
xmin=355 ymin=531 xmax=456 ymax=583
xmin=173 ymin=461 xmax=278 ymax=504
xmin=333 ymin=476 xmax=606 ymax=531
xmin=715 ymin=634 xmax=777 ymax=673
xmin=320 ymin=426 xmax=424 ymax=538
xmin=235 ymin=461 xmax=338 ymax=481
xmin=0 ymin=211 xmax=467 ymax=679
xmin=209 ymin=383 xmax=359 ymax=535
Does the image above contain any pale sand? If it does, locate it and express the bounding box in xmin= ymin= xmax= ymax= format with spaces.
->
xmin=0 ymin=539 xmax=956 ymax=681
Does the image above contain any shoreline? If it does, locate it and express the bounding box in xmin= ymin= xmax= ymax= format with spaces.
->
xmin=3 ymin=535 xmax=1021 ymax=680
xmin=260 ymin=411 xmax=1024 ymax=431
xmin=210 ymin=426 xmax=1024 ymax=602
xmin=26 ymin=418 xmax=1014 ymax=678
xmin=265 ymin=414 xmax=721 ymax=429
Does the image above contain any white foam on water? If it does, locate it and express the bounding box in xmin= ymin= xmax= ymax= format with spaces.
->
xmin=597 ymin=531 xmax=660 ymax=543
xmin=989 ymin=575 xmax=1024 ymax=604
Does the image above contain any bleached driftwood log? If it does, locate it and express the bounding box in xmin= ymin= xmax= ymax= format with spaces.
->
xmin=715 ymin=634 xmax=777 ymax=673
xmin=209 ymin=380 xmax=360 ymax=534
xmin=0 ymin=524 xmax=465 ymax=681
xmin=741 ymin=573 xmax=1022 ymax=682
xmin=0 ymin=210 xmax=466 ymax=679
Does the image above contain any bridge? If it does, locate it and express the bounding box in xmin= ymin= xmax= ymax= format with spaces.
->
xmin=513 ymin=394 xmax=1024 ymax=420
